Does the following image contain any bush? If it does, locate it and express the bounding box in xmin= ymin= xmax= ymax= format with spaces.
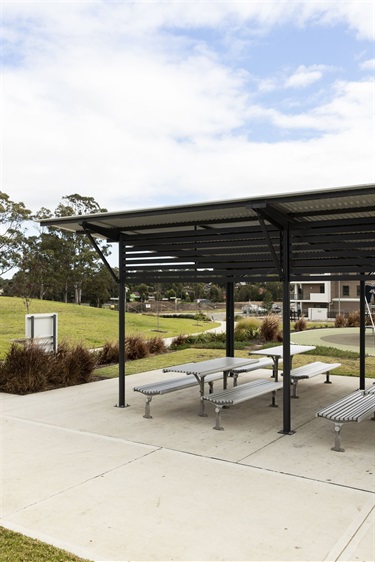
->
xmin=97 ymin=341 xmax=119 ymax=365
xmin=234 ymin=318 xmax=261 ymax=341
xmin=260 ymin=315 xmax=282 ymax=342
xmin=146 ymin=336 xmax=167 ymax=355
xmin=335 ymin=314 xmax=346 ymax=327
xmin=346 ymin=310 xmax=360 ymax=327
xmin=49 ymin=343 xmax=97 ymax=388
xmin=0 ymin=342 xmax=97 ymax=395
xmin=125 ymin=335 xmax=149 ymax=360
xmin=0 ymin=344 xmax=49 ymax=394
xmin=170 ymin=334 xmax=188 ymax=349
xmin=294 ymin=315 xmax=307 ymax=332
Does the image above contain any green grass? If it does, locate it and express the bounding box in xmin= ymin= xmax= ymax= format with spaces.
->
xmin=0 ymin=297 xmax=220 ymax=359
xmin=98 ymin=345 xmax=375 ymax=378
xmin=0 ymin=527 xmax=90 ymax=562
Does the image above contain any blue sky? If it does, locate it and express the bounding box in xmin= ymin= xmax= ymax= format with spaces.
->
xmin=1 ymin=1 xmax=374 ymax=214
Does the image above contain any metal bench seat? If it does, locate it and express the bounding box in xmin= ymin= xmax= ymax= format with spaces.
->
xmin=282 ymin=361 xmax=341 ymax=398
xmin=133 ymin=372 xmax=223 ymax=419
xmin=202 ymin=379 xmax=283 ymax=430
xmin=229 ymin=357 xmax=273 ymax=383
xmin=316 ymin=388 xmax=375 ymax=452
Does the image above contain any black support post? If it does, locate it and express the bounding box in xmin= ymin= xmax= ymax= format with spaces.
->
xmin=117 ymin=234 xmax=127 ymax=407
xmin=226 ymin=282 xmax=235 ymax=357
xmin=281 ymin=226 xmax=293 ymax=434
xmin=359 ymin=277 xmax=366 ymax=390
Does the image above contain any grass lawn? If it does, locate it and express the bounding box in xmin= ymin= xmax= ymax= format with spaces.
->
xmin=98 ymin=345 xmax=375 ymax=378
xmin=0 ymin=297 xmax=219 ymax=359
xmin=0 ymin=527 xmax=90 ymax=562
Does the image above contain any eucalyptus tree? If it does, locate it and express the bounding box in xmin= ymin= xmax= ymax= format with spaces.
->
xmin=36 ymin=194 xmax=110 ymax=303
xmin=0 ymin=192 xmax=32 ymax=276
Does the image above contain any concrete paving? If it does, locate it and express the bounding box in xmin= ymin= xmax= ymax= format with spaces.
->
xmin=1 ymin=368 xmax=374 ymax=562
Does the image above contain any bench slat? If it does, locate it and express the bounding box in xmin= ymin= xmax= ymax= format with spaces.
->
xmin=316 ymin=388 xmax=375 ymax=452
xmin=202 ymin=378 xmax=283 ymax=430
xmin=202 ymin=379 xmax=283 ymax=406
xmin=133 ymin=372 xmax=222 ymax=396
xmin=288 ymin=361 xmax=341 ymax=380
xmin=317 ymin=391 xmax=375 ymax=422
xmin=281 ymin=361 xmax=341 ymax=398
xmin=229 ymin=357 xmax=273 ymax=374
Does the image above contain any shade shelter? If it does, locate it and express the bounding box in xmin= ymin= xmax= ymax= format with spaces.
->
xmin=40 ymin=183 xmax=375 ymax=434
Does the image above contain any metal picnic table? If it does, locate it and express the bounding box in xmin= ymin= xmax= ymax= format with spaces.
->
xmin=163 ymin=357 xmax=260 ymax=416
xmin=251 ymin=344 xmax=316 ymax=381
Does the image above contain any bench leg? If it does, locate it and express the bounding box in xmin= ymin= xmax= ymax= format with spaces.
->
xmin=143 ymin=397 xmax=153 ymax=419
xmin=291 ymin=379 xmax=299 ymax=399
xmin=332 ymin=422 xmax=345 ymax=452
xmin=213 ymin=405 xmax=224 ymax=430
xmin=269 ymin=390 xmax=278 ymax=407
xmin=324 ymin=372 xmax=332 ymax=384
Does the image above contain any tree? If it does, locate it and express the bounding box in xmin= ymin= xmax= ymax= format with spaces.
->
xmin=0 ymin=192 xmax=32 ymax=276
xmin=83 ymin=265 xmax=118 ymax=307
xmin=209 ymin=284 xmax=223 ymax=302
xmin=36 ymin=194 xmax=110 ymax=303
xmin=9 ymin=236 xmax=47 ymax=311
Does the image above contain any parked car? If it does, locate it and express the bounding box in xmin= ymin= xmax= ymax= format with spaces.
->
xmin=242 ymin=304 xmax=267 ymax=315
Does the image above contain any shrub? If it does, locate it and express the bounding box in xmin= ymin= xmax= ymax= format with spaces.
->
xmin=294 ymin=315 xmax=307 ymax=332
xmin=234 ymin=318 xmax=261 ymax=341
xmin=169 ymin=334 xmax=188 ymax=349
xmin=186 ymin=332 xmax=226 ymax=345
xmin=49 ymin=343 xmax=97 ymax=388
xmin=97 ymin=341 xmax=119 ymax=365
xmin=0 ymin=342 xmax=97 ymax=395
xmin=146 ymin=336 xmax=167 ymax=355
xmin=0 ymin=344 xmax=49 ymax=394
xmin=125 ymin=335 xmax=148 ymax=360
xmin=346 ymin=310 xmax=360 ymax=327
xmin=260 ymin=315 xmax=282 ymax=342
xmin=335 ymin=314 xmax=346 ymax=327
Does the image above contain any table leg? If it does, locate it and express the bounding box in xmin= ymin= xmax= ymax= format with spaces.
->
xmin=273 ymin=358 xmax=279 ymax=381
xmin=223 ymin=370 xmax=228 ymax=389
xmin=198 ymin=377 xmax=207 ymax=416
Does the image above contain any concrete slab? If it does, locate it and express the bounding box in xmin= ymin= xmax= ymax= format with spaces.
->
xmin=1 ymin=370 xmax=375 ymax=561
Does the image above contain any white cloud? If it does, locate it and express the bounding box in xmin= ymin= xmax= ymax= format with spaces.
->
xmin=285 ymin=65 xmax=325 ymax=89
xmin=360 ymin=58 xmax=375 ymax=70
xmin=1 ymin=1 xmax=374 ymax=216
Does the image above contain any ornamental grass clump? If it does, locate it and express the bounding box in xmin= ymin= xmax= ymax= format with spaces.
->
xmin=234 ymin=318 xmax=261 ymax=341
xmin=125 ymin=335 xmax=148 ymax=360
xmin=0 ymin=342 xmax=97 ymax=395
xmin=49 ymin=343 xmax=96 ymax=388
xmin=0 ymin=344 xmax=49 ymax=394
xmin=146 ymin=336 xmax=167 ymax=355
xmin=260 ymin=315 xmax=282 ymax=342
xmin=346 ymin=310 xmax=360 ymax=327
xmin=169 ymin=334 xmax=188 ymax=349
xmin=97 ymin=341 xmax=119 ymax=365
xmin=335 ymin=314 xmax=346 ymax=327
xmin=294 ymin=315 xmax=307 ymax=332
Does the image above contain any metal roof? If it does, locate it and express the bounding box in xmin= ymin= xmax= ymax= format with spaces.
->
xmin=40 ymin=183 xmax=375 ymax=283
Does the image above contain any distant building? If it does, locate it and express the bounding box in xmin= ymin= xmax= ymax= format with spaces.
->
xmin=290 ymin=275 xmax=374 ymax=319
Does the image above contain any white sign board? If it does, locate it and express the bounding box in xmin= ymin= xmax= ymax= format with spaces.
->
xmin=25 ymin=313 xmax=58 ymax=353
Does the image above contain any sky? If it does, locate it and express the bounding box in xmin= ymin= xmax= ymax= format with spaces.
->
xmin=1 ymin=0 xmax=375 ymax=217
